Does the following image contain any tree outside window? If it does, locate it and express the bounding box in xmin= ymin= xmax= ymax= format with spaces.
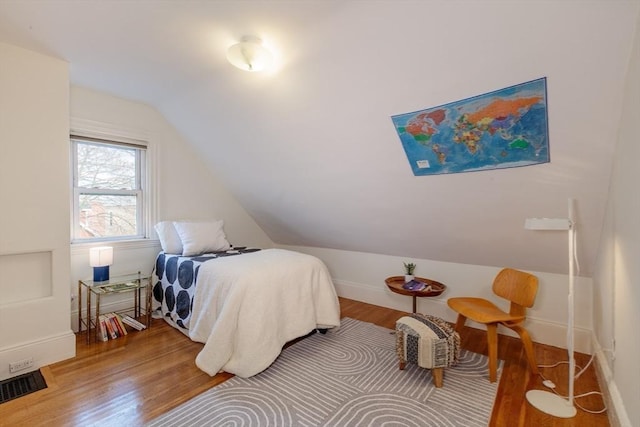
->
xmin=72 ymin=137 xmax=146 ymax=242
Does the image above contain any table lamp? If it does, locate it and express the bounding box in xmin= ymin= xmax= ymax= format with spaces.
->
xmin=90 ymin=246 xmax=113 ymax=282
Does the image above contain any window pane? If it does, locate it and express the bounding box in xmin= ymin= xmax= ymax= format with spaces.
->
xmin=76 ymin=142 xmax=137 ymax=190
xmin=78 ymin=194 xmax=138 ymax=239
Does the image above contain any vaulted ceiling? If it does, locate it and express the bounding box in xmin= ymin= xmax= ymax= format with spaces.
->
xmin=1 ymin=1 xmax=638 ymax=276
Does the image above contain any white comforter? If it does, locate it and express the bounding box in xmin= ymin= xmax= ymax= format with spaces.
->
xmin=188 ymin=248 xmax=341 ymax=378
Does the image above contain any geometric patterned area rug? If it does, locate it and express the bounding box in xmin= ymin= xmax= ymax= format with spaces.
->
xmin=147 ymin=318 xmax=501 ymax=427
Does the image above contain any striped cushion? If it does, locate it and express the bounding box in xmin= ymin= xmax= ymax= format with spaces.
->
xmin=396 ymin=314 xmax=460 ymax=369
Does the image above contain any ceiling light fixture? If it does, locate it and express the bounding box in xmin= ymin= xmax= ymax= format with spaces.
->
xmin=226 ymin=36 xmax=273 ymax=72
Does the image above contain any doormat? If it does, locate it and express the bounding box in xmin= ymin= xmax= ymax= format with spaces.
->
xmin=0 ymin=370 xmax=47 ymax=404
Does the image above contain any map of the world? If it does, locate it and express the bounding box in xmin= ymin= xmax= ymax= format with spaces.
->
xmin=392 ymin=78 xmax=549 ymax=176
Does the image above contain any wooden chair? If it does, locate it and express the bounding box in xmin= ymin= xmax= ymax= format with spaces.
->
xmin=447 ymin=268 xmax=539 ymax=382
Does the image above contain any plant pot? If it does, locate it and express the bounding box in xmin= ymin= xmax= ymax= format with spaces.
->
xmin=404 ymin=274 xmax=414 ymax=283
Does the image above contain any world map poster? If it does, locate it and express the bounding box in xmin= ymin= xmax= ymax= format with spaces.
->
xmin=391 ymin=78 xmax=549 ymax=176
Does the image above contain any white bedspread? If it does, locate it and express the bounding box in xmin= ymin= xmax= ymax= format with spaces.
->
xmin=188 ymin=248 xmax=341 ymax=378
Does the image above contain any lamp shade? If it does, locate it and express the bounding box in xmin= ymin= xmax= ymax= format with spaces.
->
xmin=226 ymin=37 xmax=273 ymax=72
xmin=89 ymin=246 xmax=113 ymax=267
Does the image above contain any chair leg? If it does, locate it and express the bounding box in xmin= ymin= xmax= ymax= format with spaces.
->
xmin=432 ymin=368 xmax=443 ymax=388
xmin=454 ymin=314 xmax=467 ymax=333
xmin=486 ymin=323 xmax=498 ymax=383
xmin=509 ymin=324 xmax=539 ymax=375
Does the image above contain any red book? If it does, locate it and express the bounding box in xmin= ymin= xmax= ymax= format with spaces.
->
xmin=107 ymin=314 xmax=123 ymax=337
xmin=114 ymin=313 xmax=128 ymax=335
xmin=103 ymin=315 xmax=117 ymax=339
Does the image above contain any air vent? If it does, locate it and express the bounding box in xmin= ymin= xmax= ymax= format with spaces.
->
xmin=0 ymin=370 xmax=47 ymax=404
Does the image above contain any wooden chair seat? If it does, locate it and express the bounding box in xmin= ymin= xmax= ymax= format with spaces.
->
xmin=447 ymin=297 xmax=524 ymax=325
xmin=447 ymin=268 xmax=539 ymax=383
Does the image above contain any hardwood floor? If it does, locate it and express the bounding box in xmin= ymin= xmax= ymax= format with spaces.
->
xmin=0 ymin=298 xmax=609 ymax=426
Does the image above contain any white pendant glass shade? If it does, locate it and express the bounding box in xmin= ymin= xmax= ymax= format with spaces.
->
xmin=227 ymin=38 xmax=273 ymax=72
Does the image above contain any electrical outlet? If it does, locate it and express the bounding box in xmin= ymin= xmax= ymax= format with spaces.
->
xmin=9 ymin=357 xmax=34 ymax=373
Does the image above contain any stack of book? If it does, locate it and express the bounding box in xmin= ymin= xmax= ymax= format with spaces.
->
xmin=97 ymin=313 xmax=147 ymax=341
xmin=402 ymin=279 xmax=432 ymax=292
xmin=97 ymin=313 xmax=128 ymax=341
xmin=121 ymin=314 xmax=147 ymax=331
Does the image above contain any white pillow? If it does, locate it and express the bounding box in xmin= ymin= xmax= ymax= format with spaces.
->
xmin=154 ymin=221 xmax=183 ymax=254
xmin=173 ymin=220 xmax=231 ymax=256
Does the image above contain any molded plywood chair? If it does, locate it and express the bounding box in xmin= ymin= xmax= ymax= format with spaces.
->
xmin=447 ymin=268 xmax=539 ymax=382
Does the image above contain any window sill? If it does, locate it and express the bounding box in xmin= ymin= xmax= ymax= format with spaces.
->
xmin=70 ymin=238 xmax=161 ymax=255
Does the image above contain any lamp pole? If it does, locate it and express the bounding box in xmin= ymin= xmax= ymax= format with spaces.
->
xmin=524 ymin=198 xmax=577 ymax=418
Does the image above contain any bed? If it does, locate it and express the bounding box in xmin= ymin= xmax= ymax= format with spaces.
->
xmin=152 ymin=247 xmax=341 ymax=378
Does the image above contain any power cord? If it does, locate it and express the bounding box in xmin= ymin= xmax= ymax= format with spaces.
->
xmin=535 ymin=361 xmax=607 ymax=414
xmin=532 ymin=222 xmax=607 ymax=415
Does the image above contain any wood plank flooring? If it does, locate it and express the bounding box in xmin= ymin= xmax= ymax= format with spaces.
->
xmin=0 ymin=298 xmax=609 ymax=426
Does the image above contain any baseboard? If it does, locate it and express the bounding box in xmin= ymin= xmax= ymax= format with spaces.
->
xmin=0 ymin=331 xmax=75 ymax=381
xmin=593 ymin=334 xmax=632 ymax=427
xmin=334 ymin=278 xmax=591 ymax=353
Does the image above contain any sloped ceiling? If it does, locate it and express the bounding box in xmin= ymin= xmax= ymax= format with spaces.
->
xmin=1 ymin=1 xmax=638 ymax=276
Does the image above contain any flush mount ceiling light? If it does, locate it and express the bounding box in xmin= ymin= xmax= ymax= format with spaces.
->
xmin=226 ymin=36 xmax=273 ymax=72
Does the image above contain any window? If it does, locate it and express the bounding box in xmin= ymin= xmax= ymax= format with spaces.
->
xmin=71 ymin=135 xmax=148 ymax=242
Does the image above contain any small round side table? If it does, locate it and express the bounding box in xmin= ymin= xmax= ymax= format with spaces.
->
xmin=385 ymin=276 xmax=446 ymax=313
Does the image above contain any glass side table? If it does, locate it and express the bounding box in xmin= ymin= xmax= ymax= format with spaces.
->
xmin=78 ymin=272 xmax=152 ymax=344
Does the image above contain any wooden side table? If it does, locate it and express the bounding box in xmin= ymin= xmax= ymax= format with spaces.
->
xmin=385 ymin=276 xmax=446 ymax=313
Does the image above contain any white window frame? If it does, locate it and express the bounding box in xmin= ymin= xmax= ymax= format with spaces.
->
xmin=70 ymin=119 xmax=156 ymax=246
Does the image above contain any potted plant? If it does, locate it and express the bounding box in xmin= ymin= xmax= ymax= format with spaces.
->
xmin=403 ymin=262 xmax=416 ymax=283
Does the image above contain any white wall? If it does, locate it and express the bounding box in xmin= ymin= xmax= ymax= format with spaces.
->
xmin=69 ymin=86 xmax=274 ymax=328
xmin=592 ymin=10 xmax=640 ymax=427
xmin=156 ymin=1 xmax=639 ymax=282
xmin=0 ymin=42 xmax=75 ymax=381
xmin=280 ymin=245 xmax=592 ymax=353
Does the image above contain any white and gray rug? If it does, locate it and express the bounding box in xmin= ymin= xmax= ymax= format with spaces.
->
xmin=147 ymin=318 xmax=500 ymax=427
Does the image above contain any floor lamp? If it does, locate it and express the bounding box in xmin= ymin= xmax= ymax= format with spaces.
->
xmin=523 ymin=198 xmax=577 ymax=418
